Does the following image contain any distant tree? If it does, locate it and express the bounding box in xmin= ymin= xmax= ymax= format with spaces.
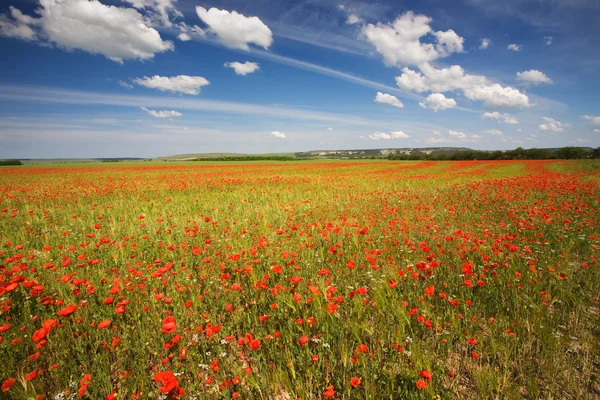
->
xmin=0 ymin=160 xmax=22 ymax=166
xmin=554 ymin=147 xmax=586 ymax=160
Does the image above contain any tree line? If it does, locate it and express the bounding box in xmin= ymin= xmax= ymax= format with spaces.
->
xmin=0 ymin=160 xmax=23 ymax=166
xmin=388 ymin=147 xmax=600 ymax=161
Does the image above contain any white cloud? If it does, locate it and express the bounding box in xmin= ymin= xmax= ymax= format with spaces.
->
xmin=177 ymin=32 xmax=190 ymax=41
xmin=374 ymin=92 xmax=404 ymax=108
xmin=516 ymin=70 xmax=553 ymax=85
xmin=346 ymin=14 xmax=361 ymax=25
xmin=271 ymin=131 xmax=286 ymax=139
xmin=224 ymin=61 xmax=260 ymax=76
xmin=483 ymin=129 xmax=503 ymax=135
xmin=432 ymin=130 xmax=441 ymax=135
xmin=463 ymin=83 xmax=530 ymax=108
xmin=0 ymin=0 xmax=174 ymax=63
xmin=122 ymin=0 xmax=181 ymax=27
xmin=481 ymin=112 xmax=518 ymax=124
xmin=133 ymin=75 xmax=210 ymax=95
xmin=396 ymin=63 xmax=530 ymax=108
xmin=449 ymin=130 xmax=466 ymax=139
xmin=0 ymin=6 xmax=38 ymax=41
xmin=594 ymin=128 xmax=600 ymax=133
xmin=368 ymin=131 xmax=409 ymax=140
xmin=544 ymin=36 xmax=553 ymax=46
xmin=582 ymin=115 xmax=600 ymax=125
xmin=426 ymin=129 xmax=478 ymax=143
xmin=419 ymin=93 xmax=456 ymax=111
xmin=425 ymin=136 xmax=450 ymax=144
xmin=118 ymin=80 xmax=133 ymax=89
xmin=196 ymin=7 xmax=272 ymax=50
xmin=508 ymin=44 xmax=521 ymax=51
xmin=479 ymin=38 xmax=491 ymax=49
xmin=361 ymin=11 xmax=464 ymax=67
xmin=140 ymin=107 xmax=182 ymax=118
xmin=327 ymin=127 xmax=334 ymax=132
xmin=539 ymin=117 xmax=569 ymax=133
xmin=176 ymin=22 xmax=205 ymax=42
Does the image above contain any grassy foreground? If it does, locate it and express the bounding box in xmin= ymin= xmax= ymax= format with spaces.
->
xmin=0 ymin=160 xmax=599 ymax=399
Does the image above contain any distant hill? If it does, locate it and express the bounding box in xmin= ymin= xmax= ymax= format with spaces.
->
xmin=294 ymin=147 xmax=471 ymax=159
xmin=155 ymin=153 xmax=296 ymax=161
xmin=157 ymin=148 xmax=473 ymax=161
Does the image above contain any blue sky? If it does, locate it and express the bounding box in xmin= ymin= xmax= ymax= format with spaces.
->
xmin=0 ymin=0 xmax=599 ymax=158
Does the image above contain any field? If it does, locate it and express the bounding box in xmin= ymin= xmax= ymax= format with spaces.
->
xmin=0 ymin=160 xmax=599 ymax=400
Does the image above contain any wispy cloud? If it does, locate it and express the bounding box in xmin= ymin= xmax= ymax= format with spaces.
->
xmin=0 ymin=85 xmax=401 ymax=127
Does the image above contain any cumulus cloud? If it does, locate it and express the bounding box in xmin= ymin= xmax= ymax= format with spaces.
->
xmin=140 ymin=107 xmax=182 ymax=118
xmin=368 ymin=131 xmax=409 ymax=140
xmin=196 ymin=7 xmax=272 ymax=50
xmin=346 ymin=14 xmax=361 ymax=25
xmin=594 ymin=128 xmax=600 ymax=133
xmin=479 ymin=38 xmax=491 ymax=49
xmin=463 ymin=84 xmax=530 ymax=108
xmin=508 ymin=44 xmax=521 ymax=51
xmin=544 ymin=36 xmax=553 ymax=46
xmin=0 ymin=6 xmax=38 ymax=41
xmin=271 ymin=131 xmax=286 ymax=138
xmin=396 ymin=63 xmax=530 ymax=108
xmin=426 ymin=129 xmax=477 ymax=144
xmin=449 ymin=130 xmax=466 ymax=139
xmin=374 ymin=92 xmax=404 ymax=108
xmin=177 ymin=32 xmax=190 ymax=41
xmin=481 ymin=112 xmax=518 ymax=124
xmin=122 ymin=0 xmax=181 ymax=27
xmin=517 ymin=70 xmax=553 ymax=85
xmin=361 ymin=11 xmax=464 ymax=67
xmin=133 ymin=75 xmax=210 ymax=95
xmin=539 ymin=117 xmax=569 ymax=133
xmin=0 ymin=0 xmax=174 ymax=63
xmin=483 ymin=129 xmax=503 ymax=135
xmin=327 ymin=127 xmax=334 ymax=132
xmin=582 ymin=115 xmax=600 ymax=125
xmin=419 ymin=93 xmax=456 ymax=111
xmin=224 ymin=61 xmax=260 ymax=76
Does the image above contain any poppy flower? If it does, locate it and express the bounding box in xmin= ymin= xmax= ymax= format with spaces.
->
xmin=162 ymin=316 xmax=177 ymax=334
xmin=323 ymin=385 xmax=335 ymax=398
xmin=249 ymin=339 xmax=261 ymax=351
xmin=416 ymin=379 xmax=428 ymax=390
xmin=1 ymin=378 xmax=15 ymax=392
xmin=25 ymin=369 xmax=40 ymax=381
xmin=418 ymin=370 xmax=432 ymax=381
xmin=350 ymin=377 xmax=361 ymax=388
xmin=98 ymin=320 xmax=111 ymax=329
xmin=57 ymin=304 xmax=78 ymax=317
xmin=299 ymin=336 xmax=309 ymax=347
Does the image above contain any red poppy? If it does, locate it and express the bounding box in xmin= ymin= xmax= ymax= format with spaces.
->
xmin=57 ymin=304 xmax=78 ymax=317
xmin=162 ymin=316 xmax=177 ymax=334
xmin=249 ymin=339 xmax=261 ymax=351
xmin=323 ymin=385 xmax=335 ymax=398
xmin=350 ymin=377 xmax=361 ymax=388
xmin=1 ymin=378 xmax=16 ymax=392
xmin=98 ymin=320 xmax=111 ymax=329
xmin=416 ymin=379 xmax=427 ymax=389
xmin=418 ymin=370 xmax=432 ymax=381
xmin=299 ymin=336 xmax=309 ymax=347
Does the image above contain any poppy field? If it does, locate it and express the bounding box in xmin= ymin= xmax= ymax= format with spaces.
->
xmin=0 ymin=160 xmax=599 ymax=400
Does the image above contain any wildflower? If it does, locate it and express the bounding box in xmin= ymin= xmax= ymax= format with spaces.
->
xmin=416 ymin=379 xmax=427 ymax=389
